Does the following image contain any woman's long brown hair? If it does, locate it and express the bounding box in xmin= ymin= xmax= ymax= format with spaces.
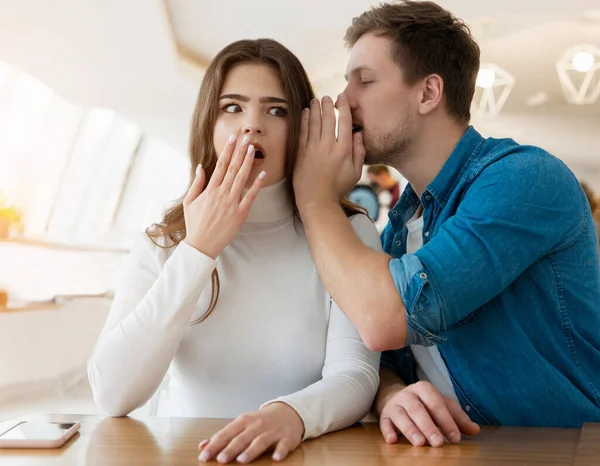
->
xmin=147 ymin=39 xmax=365 ymax=323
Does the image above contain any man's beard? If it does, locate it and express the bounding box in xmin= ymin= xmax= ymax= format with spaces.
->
xmin=363 ymin=127 xmax=411 ymax=166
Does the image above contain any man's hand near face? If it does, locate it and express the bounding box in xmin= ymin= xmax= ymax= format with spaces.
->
xmin=293 ymin=94 xmax=365 ymax=212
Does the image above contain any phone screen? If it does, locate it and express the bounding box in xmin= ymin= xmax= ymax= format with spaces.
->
xmin=0 ymin=422 xmax=76 ymax=441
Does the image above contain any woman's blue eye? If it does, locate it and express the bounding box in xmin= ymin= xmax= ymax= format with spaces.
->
xmin=269 ymin=107 xmax=288 ymax=117
xmin=223 ymin=104 xmax=241 ymax=113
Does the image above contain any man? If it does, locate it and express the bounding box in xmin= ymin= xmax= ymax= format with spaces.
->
xmin=293 ymin=0 xmax=600 ymax=448
xmin=367 ymin=165 xmax=401 ymax=207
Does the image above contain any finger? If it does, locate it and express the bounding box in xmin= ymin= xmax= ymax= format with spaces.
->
xmin=335 ymin=93 xmax=353 ymax=146
xmin=308 ymin=98 xmax=322 ymax=143
xmin=272 ymin=438 xmax=294 ymax=462
xmin=352 ymin=130 xmax=366 ymax=172
xmin=299 ymin=107 xmax=309 ymax=149
xmin=379 ymin=417 xmax=399 ymax=444
xmin=236 ymin=433 xmax=277 ymax=464
xmin=184 ymin=164 xmax=206 ymax=206
xmin=198 ymin=422 xmax=245 ymax=462
xmin=419 ymin=391 xmax=468 ymax=444
xmin=445 ymin=398 xmax=481 ymax=437
xmin=320 ymin=96 xmax=336 ymax=142
xmin=404 ymin=398 xmax=445 ymax=447
xmin=222 ymin=137 xmax=252 ymax=190
xmin=230 ymin=143 xmax=257 ymax=201
xmin=215 ymin=429 xmax=257 ymax=464
xmin=388 ymin=406 xmax=426 ymax=447
xmin=198 ymin=439 xmax=209 ymax=450
xmin=238 ymin=171 xmax=266 ymax=215
xmin=210 ymin=133 xmax=238 ymax=187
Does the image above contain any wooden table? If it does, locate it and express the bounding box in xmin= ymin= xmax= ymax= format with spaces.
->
xmin=0 ymin=414 xmax=598 ymax=465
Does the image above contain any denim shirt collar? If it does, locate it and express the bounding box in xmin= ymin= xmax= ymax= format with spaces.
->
xmin=389 ymin=126 xmax=485 ymax=229
xmin=427 ymin=126 xmax=485 ymax=208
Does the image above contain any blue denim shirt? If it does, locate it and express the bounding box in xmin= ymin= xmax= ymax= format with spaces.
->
xmin=380 ymin=126 xmax=600 ymax=427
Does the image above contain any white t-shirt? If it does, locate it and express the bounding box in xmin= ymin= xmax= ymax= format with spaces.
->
xmin=406 ymin=208 xmax=458 ymax=402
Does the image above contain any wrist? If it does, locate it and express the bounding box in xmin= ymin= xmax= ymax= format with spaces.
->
xmin=265 ymin=402 xmax=305 ymax=438
xmin=296 ymin=184 xmax=341 ymax=209
xmin=375 ymin=381 xmax=406 ymax=416
xmin=297 ymin=198 xmax=340 ymax=222
xmin=183 ymin=237 xmax=218 ymax=260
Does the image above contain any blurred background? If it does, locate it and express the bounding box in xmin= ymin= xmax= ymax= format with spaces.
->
xmin=0 ymin=0 xmax=599 ymax=419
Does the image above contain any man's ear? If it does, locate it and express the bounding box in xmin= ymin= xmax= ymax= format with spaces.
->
xmin=418 ymin=74 xmax=444 ymax=115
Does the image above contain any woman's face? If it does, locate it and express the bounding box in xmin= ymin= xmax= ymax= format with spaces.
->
xmin=213 ymin=63 xmax=289 ymax=187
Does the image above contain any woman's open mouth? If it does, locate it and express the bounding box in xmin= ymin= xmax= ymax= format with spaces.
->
xmin=251 ymin=142 xmax=266 ymax=161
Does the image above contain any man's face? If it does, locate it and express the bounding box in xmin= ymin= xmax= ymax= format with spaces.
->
xmin=343 ymin=33 xmax=420 ymax=165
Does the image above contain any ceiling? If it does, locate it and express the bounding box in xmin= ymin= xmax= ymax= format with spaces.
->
xmin=167 ymin=0 xmax=600 ymax=116
xmin=0 ymin=0 xmax=599 ymax=178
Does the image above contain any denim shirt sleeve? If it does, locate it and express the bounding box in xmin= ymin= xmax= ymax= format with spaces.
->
xmin=389 ymin=254 xmax=447 ymax=346
xmin=389 ymin=149 xmax=586 ymax=346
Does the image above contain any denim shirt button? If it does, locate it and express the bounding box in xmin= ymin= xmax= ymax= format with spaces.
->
xmin=425 ymin=194 xmax=432 ymax=201
xmin=391 ymin=210 xmax=398 ymax=216
xmin=395 ymin=241 xmax=402 ymax=246
xmin=424 ymin=231 xmax=430 ymax=237
xmin=419 ymin=272 xmax=428 ymax=280
xmin=465 ymin=405 xmax=471 ymax=412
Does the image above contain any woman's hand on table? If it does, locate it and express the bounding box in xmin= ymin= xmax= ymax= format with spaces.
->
xmin=198 ymin=402 xmax=304 ymax=463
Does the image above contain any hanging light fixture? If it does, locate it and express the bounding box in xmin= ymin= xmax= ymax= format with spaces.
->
xmin=556 ymin=44 xmax=600 ymax=105
xmin=471 ymin=63 xmax=515 ymax=118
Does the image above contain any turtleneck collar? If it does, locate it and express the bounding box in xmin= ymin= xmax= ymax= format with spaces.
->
xmin=240 ymin=179 xmax=294 ymax=233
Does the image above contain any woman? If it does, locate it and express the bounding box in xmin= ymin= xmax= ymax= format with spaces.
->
xmin=87 ymin=39 xmax=381 ymax=464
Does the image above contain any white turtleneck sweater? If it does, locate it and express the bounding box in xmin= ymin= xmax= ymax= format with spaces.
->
xmin=87 ymin=180 xmax=381 ymax=440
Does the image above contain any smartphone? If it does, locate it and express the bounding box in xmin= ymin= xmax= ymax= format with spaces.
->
xmin=0 ymin=421 xmax=80 ymax=448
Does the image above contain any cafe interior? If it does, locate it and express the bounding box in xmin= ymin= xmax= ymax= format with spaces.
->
xmin=0 ymin=0 xmax=599 ymax=463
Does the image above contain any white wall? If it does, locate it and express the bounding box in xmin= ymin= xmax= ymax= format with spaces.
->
xmin=474 ymin=112 xmax=600 ymax=191
xmin=0 ymin=297 xmax=111 ymax=403
xmin=0 ymin=243 xmax=126 ymax=301
xmin=0 ymin=243 xmax=123 ymax=404
xmin=0 ymin=0 xmax=198 ymax=155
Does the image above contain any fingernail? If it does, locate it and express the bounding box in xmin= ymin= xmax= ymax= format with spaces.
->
xmin=258 ymin=171 xmax=266 ymax=180
xmin=385 ymin=435 xmax=395 ymax=443
xmin=431 ymin=433 xmax=443 ymax=446
xmin=247 ymin=144 xmax=254 ymax=155
xmin=196 ymin=164 xmax=201 ymax=176
xmin=216 ymin=452 xmax=228 ymax=463
xmin=322 ymin=95 xmax=331 ymax=102
xmin=237 ymin=453 xmax=249 ymax=463
xmin=198 ymin=439 xmax=209 ymax=449
xmin=272 ymin=452 xmax=282 ymax=462
xmin=198 ymin=450 xmax=210 ymax=461
xmin=412 ymin=433 xmax=424 ymax=445
xmin=449 ymin=432 xmax=461 ymax=443
xmin=228 ymin=133 xmax=237 ymax=144
xmin=311 ymin=98 xmax=319 ymax=105
xmin=242 ymin=134 xmax=250 ymax=145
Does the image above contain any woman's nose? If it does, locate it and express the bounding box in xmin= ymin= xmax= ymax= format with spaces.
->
xmin=241 ymin=113 xmax=264 ymax=135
